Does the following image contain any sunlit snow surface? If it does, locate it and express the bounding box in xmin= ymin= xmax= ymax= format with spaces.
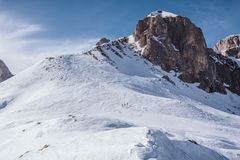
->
xmin=0 ymin=38 xmax=240 ymax=160
xmin=147 ymin=10 xmax=178 ymax=18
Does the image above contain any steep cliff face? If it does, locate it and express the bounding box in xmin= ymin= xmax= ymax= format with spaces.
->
xmin=133 ymin=11 xmax=240 ymax=95
xmin=133 ymin=11 xmax=214 ymax=90
xmin=0 ymin=59 xmax=13 ymax=82
xmin=134 ymin=11 xmax=209 ymax=83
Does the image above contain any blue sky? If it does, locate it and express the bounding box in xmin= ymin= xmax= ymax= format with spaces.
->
xmin=0 ymin=0 xmax=239 ymax=72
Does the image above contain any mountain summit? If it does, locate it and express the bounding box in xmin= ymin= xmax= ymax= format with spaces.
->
xmin=132 ymin=10 xmax=240 ymax=95
xmin=134 ymin=10 xmax=208 ymax=83
xmin=0 ymin=11 xmax=240 ymax=160
xmin=214 ymin=35 xmax=240 ymax=58
xmin=147 ymin=10 xmax=178 ymax=18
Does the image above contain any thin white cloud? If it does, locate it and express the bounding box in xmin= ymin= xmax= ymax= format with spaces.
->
xmin=0 ymin=14 xmax=98 ymax=74
xmin=0 ymin=14 xmax=43 ymax=39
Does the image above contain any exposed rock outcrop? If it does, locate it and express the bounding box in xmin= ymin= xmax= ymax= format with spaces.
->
xmin=133 ymin=11 xmax=213 ymax=88
xmin=132 ymin=11 xmax=240 ymax=95
xmin=96 ymin=38 xmax=110 ymax=46
xmin=0 ymin=59 xmax=13 ymax=82
xmin=214 ymin=35 xmax=240 ymax=58
xmin=211 ymin=35 xmax=240 ymax=95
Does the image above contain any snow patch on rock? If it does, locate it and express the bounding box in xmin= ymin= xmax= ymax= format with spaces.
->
xmin=148 ymin=10 xmax=178 ymax=18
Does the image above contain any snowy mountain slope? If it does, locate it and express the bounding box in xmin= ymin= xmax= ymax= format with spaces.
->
xmin=0 ymin=37 xmax=240 ymax=160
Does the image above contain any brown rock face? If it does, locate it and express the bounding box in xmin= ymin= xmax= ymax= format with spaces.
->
xmin=214 ymin=35 xmax=240 ymax=58
xmin=0 ymin=59 xmax=13 ymax=82
xmin=96 ymin=38 xmax=110 ymax=46
xmin=133 ymin=11 xmax=240 ymax=95
xmin=133 ymin=11 xmax=210 ymax=83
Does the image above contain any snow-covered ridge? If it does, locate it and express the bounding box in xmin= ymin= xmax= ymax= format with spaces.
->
xmin=222 ymin=34 xmax=240 ymax=42
xmin=0 ymin=37 xmax=240 ymax=159
xmin=147 ymin=10 xmax=178 ymax=18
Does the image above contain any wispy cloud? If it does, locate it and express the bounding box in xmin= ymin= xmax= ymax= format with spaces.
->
xmin=0 ymin=14 xmax=97 ymax=74
xmin=0 ymin=14 xmax=43 ymax=39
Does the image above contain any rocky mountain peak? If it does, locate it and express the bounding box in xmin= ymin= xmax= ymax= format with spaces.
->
xmin=214 ymin=35 xmax=240 ymax=58
xmin=210 ymin=35 xmax=240 ymax=95
xmin=96 ymin=37 xmax=110 ymax=46
xmin=133 ymin=11 xmax=209 ymax=83
xmin=0 ymin=59 xmax=13 ymax=82
xmin=132 ymin=11 xmax=240 ymax=95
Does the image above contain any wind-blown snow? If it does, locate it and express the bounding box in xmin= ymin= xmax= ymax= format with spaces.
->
xmin=0 ymin=38 xmax=239 ymax=160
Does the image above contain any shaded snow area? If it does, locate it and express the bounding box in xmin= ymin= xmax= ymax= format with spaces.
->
xmin=229 ymin=56 xmax=240 ymax=67
xmin=0 ymin=38 xmax=240 ymax=160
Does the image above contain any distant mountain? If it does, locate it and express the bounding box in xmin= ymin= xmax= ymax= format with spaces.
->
xmin=0 ymin=59 xmax=13 ymax=82
xmin=214 ymin=35 xmax=240 ymax=58
xmin=210 ymin=35 xmax=240 ymax=95
xmin=0 ymin=11 xmax=239 ymax=160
